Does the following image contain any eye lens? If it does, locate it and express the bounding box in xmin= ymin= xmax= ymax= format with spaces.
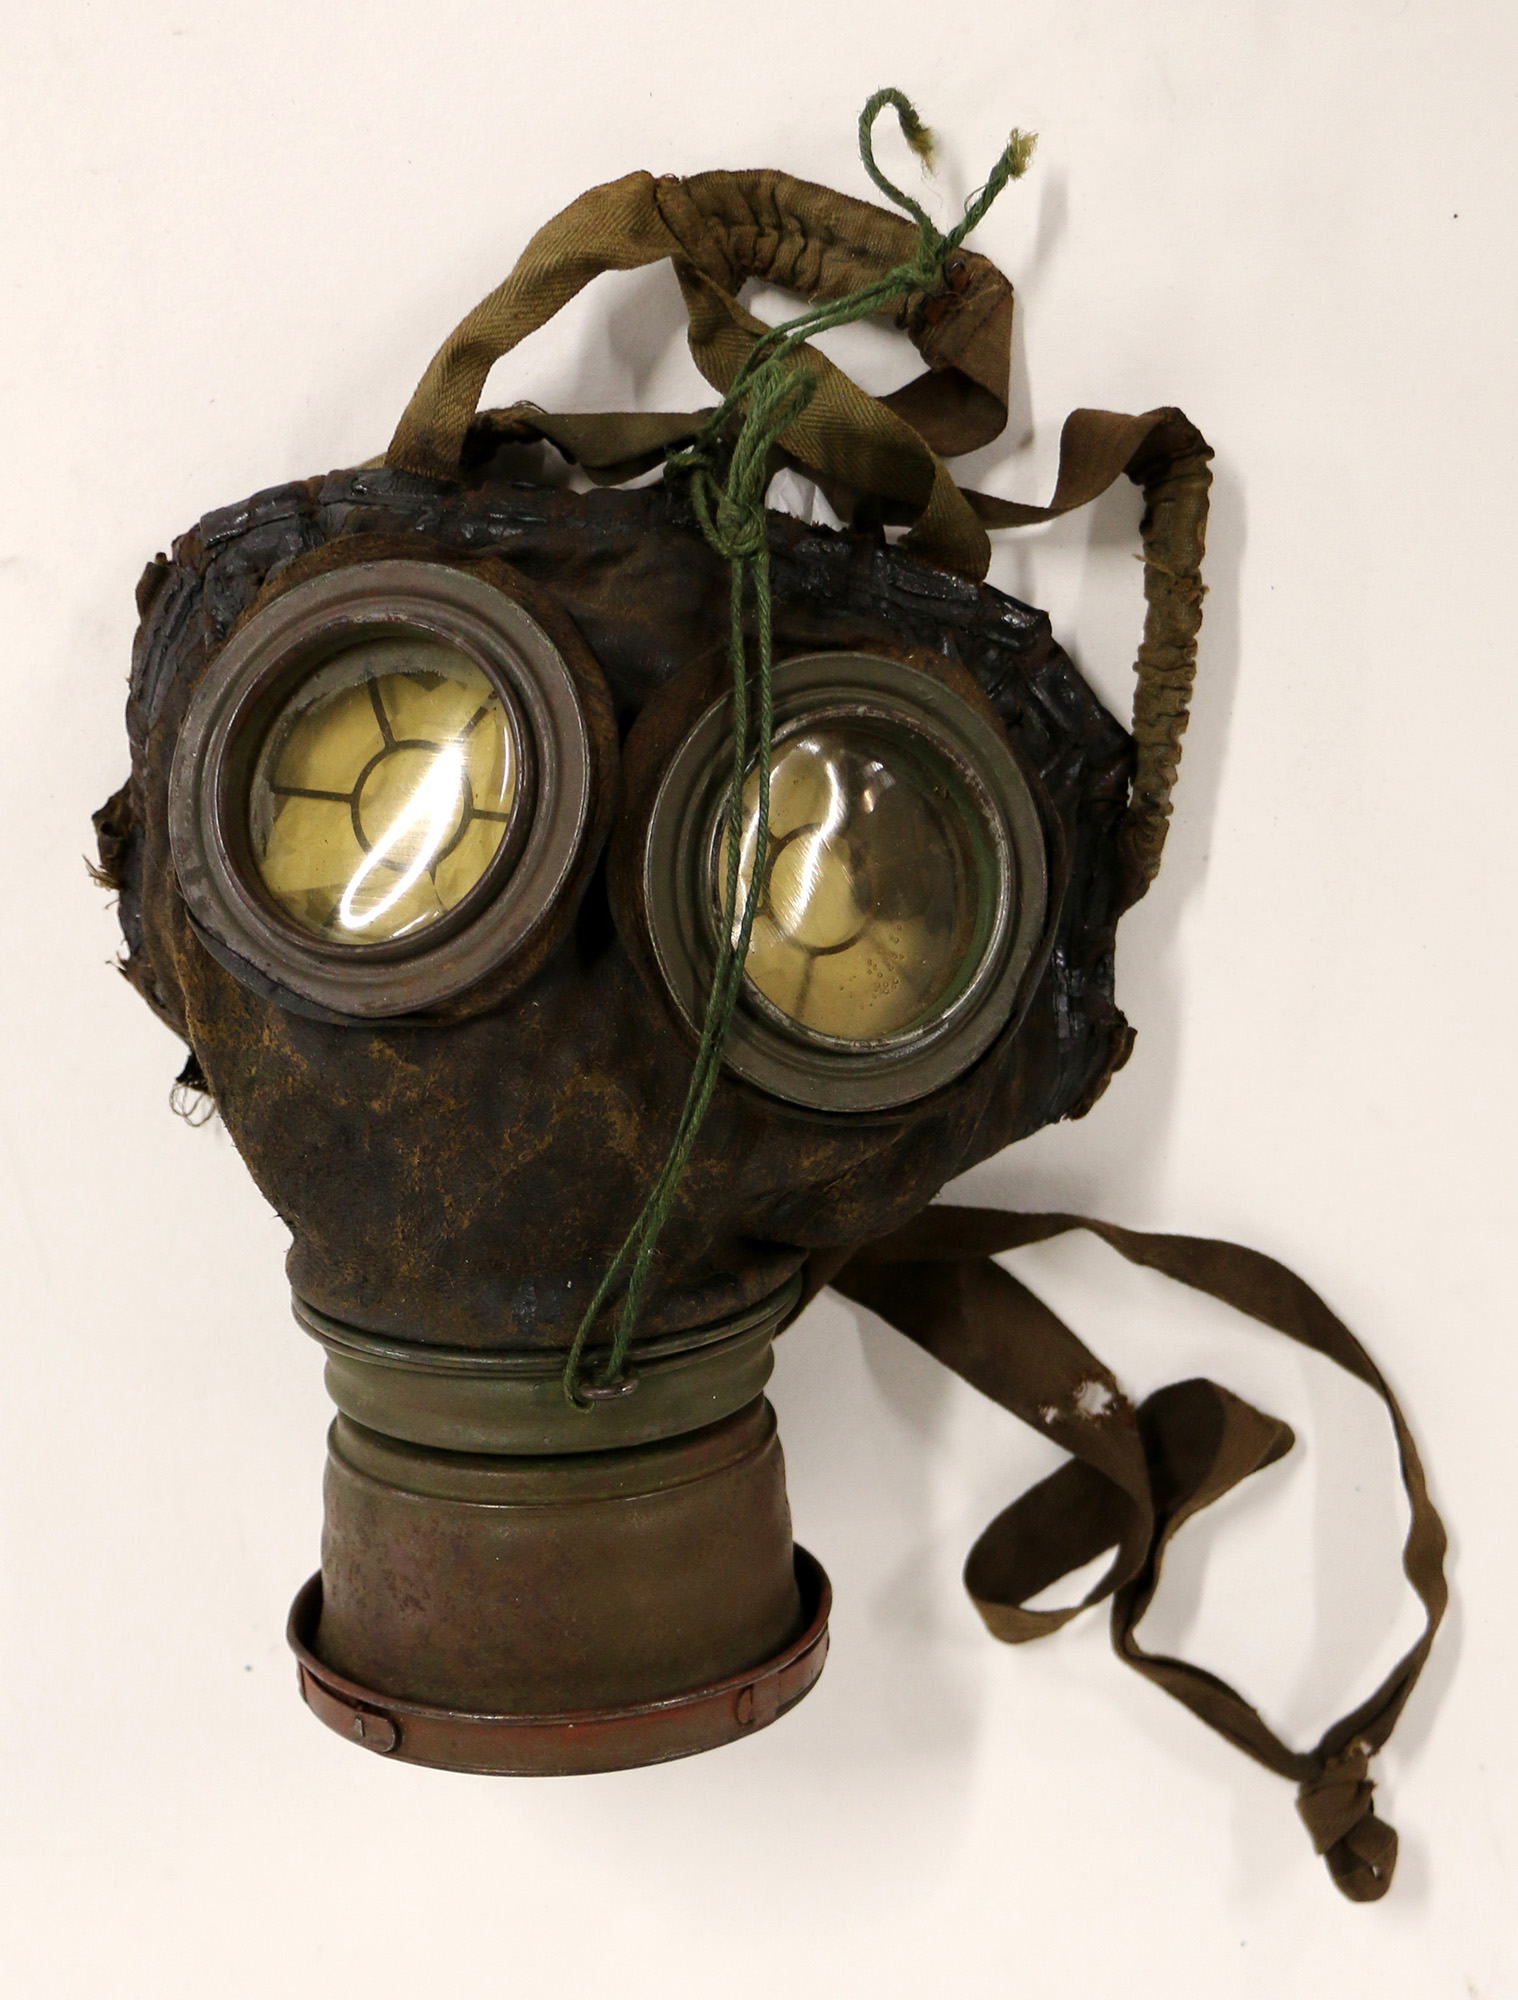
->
xmin=248 ymin=638 xmax=517 ymax=944
xmin=716 ymin=727 xmax=980 ymax=1042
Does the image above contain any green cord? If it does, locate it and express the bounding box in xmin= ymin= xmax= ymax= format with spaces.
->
xmin=563 ymin=90 xmax=1035 ymax=1407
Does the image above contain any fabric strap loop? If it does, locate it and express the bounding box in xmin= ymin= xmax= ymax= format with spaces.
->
xmin=384 ymin=162 xmax=1211 ymax=903
xmin=830 ymin=1207 xmax=1447 ymax=1902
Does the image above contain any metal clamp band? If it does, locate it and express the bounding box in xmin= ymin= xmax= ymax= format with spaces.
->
xmin=293 ymin=1273 xmax=803 ymax=1454
xmin=287 ymin=1548 xmax=831 ymax=1776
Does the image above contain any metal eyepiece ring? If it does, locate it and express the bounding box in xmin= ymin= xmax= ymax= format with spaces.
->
xmin=642 ymin=652 xmax=1051 ymax=1112
xmin=169 ymin=559 xmax=595 ymax=1018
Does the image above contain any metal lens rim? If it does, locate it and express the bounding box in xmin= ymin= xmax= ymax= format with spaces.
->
xmin=643 ymin=653 xmax=1050 ymax=1112
xmin=168 ymin=560 xmax=593 ymax=1018
xmin=698 ymin=705 xmax=1010 ymax=1056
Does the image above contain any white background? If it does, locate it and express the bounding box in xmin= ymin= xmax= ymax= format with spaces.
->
xmin=3 ymin=3 xmax=1514 ymax=1994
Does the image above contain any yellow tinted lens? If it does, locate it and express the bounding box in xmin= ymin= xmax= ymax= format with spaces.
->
xmin=248 ymin=638 xmax=516 ymax=944
xmin=717 ymin=728 xmax=980 ymax=1042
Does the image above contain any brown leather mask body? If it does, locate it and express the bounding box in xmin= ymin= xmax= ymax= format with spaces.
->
xmin=103 ymin=461 xmax=1132 ymax=1349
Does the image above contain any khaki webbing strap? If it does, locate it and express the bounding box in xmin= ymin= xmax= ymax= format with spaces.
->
xmin=385 ymin=165 xmax=1211 ymax=902
xmin=830 ymin=1208 xmax=1447 ymax=1903
xmin=459 ymin=406 xmax=716 ymax=488
xmin=386 ymin=168 xmax=1007 ymax=578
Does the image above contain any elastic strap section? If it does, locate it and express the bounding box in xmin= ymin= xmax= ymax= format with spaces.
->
xmin=385 ymin=167 xmax=1011 ymax=579
xmin=969 ymin=411 xmax=1212 ymax=900
xmin=830 ymin=1208 xmax=1447 ymax=1902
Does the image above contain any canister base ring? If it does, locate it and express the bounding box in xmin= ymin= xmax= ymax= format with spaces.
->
xmin=287 ymin=1547 xmax=830 ymax=1775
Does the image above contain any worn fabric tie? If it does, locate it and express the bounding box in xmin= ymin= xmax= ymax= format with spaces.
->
xmin=827 ymin=1208 xmax=1448 ymax=1902
xmin=1297 ymin=1745 xmax=1399 ymax=1902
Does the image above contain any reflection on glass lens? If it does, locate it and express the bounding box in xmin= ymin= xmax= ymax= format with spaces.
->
xmin=248 ymin=638 xmax=516 ymax=944
xmin=716 ymin=726 xmax=981 ymax=1042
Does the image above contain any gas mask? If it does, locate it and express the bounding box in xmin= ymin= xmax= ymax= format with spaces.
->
xmin=97 ymin=96 xmax=1444 ymax=1900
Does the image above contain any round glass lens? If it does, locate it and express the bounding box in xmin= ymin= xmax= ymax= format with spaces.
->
xmin=715 ymin=726 xmax=983 ymax=1043
xmin=248 ymin=637 xmax=517 ymax=944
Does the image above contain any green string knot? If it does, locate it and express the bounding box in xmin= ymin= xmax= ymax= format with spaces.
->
xmin=562 ymin=90 xmax=1035 ymax=1408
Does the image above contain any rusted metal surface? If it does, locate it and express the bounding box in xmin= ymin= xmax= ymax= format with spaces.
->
xmin=289 ymin=1547 xmax=831 ymax=1776
xmin=317 ymin=1399 xmax=802 ymax=1714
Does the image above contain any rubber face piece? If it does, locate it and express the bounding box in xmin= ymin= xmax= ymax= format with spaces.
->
xmin=117 ymin=476 xmax=1126 ymax=1352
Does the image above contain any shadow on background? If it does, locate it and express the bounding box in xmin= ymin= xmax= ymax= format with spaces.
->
xmin=1002 ymin=168 xmax=1069 ymax=453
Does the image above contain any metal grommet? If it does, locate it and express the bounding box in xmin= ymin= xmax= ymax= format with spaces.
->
xmin=575 ymin=1374 xmax=640 ymax=1403
xmin=642 ymin=653 xmax=1050 ymax=1112
xmin=168 ymin=559 xmax=595 ymax=1017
